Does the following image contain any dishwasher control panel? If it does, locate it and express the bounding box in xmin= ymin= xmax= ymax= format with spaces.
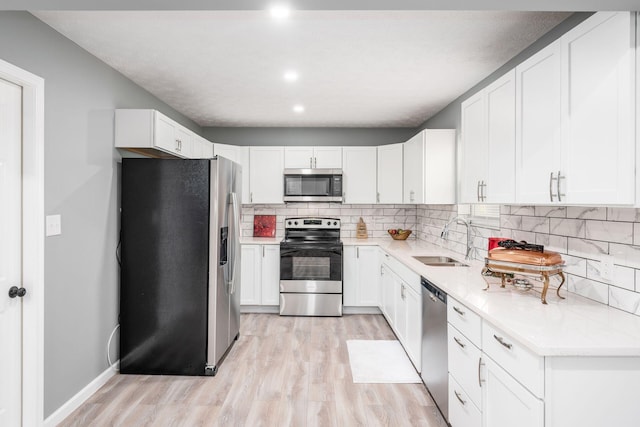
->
xmin=421 ymin=276 xmax=447 ymax=303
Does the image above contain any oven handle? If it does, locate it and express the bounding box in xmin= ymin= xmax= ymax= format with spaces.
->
xmin=280 ymin=244 xmax=343 ymax=254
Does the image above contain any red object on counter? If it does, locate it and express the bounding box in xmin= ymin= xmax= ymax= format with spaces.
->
xmin=253 ymin=215 xmax=276 ymax=237
xmin=488 ymin=237 xmax=508 ymax=251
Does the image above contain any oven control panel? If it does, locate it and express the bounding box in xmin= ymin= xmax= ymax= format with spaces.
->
xmin=285 ymin=217 xmax=341 ymax=229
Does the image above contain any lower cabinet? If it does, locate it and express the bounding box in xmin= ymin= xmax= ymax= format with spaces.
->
xmin=240 ymin=244 xmax=280 ymax=306
xmin=482 ymin=356 xmax=543 ymax=427
xmin=449 ymin=374 xmax=482 ymax=427
xmin=380 ymin=250 xmax=422 ymax=370
xmin=343 ymin=245 xmax=381 ymax=307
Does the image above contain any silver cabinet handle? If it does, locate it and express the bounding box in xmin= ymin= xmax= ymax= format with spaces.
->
xmin=478 ymin=356 xmax=484 ymax=387
xmin=557 ymin=170 xmax=565 ymax=202
xmin=262 ymin=245 xmax=265 ymax=257
xmin=493 ymin=334 xmax=513 ymax=350
xmin=376 ymin=192 xmax=380 ymax=203
xmin=380 ymin=266 xmax=384 ymax=276
xmin=250 ymin=192 xmax=253 ymax=203
xmin=343 ymin=192 xmax=346 ymax=202
xmin=175 ymin=139 xmax=182 ymax=152
xmin=454 ymin=336 xmax=466 ymax=348
xmin=409 ymin=190 xmax=415 ymax=202
xmin=477 ymin=180 xmax=481 ymax=202
xmin=309 ymin=157 xmax=313 ymax=168
xmin=453 ymin=306 xmax=465 ymax=316
xmin=356 ymin=247 xmax=360 ymax=258
xmin=314 ymin=157 xmax=317 ymax=168
xmin=481 ymin=180 xmax=487 ymax=201
xmin=549 ymin=171 xmax=557 ymax=202
xmin=401 ymin=284 xmax=405 ymax=299
xmin=454 ymin=390 xmax=466 ymax=406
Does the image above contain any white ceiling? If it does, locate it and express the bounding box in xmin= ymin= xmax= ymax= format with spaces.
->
xmin=33 ymin=10 xmax=570 ymax=128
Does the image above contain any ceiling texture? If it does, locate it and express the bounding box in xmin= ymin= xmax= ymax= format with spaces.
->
xmin=33 ymin=10 xmax=572 ymax=127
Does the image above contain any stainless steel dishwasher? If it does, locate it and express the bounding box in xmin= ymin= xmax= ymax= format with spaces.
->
xmin=421 ymin=276 xmax=449 ymax=424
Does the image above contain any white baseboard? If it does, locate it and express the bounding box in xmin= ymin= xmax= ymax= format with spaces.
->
xmin=240 ymin=305 xmax=279 ymax=314
xmin=44 ymin=364 xmax=118 ymax=427
xmin=343 ymin=306 xmax=382 ymax=315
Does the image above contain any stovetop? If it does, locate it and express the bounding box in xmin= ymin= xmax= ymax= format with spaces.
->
xmin=282 ymin=217 xmax=341 ymax=244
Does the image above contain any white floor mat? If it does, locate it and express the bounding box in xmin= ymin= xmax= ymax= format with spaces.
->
xmin=346 ymin=339 xmax=421 ymax=383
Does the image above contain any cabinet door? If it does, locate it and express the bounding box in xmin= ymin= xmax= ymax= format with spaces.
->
xmin=460 ymin=92 xmax=487 ymax=203
xmin=249 ymin=147 xmax=284 ymax=204
xmin=314 ymin=147 xmax=342 ymax=168
xmin=561 ymin=12 xmax=635 ymax=205
xmin=380 ymin=264 xmax=396 ymax=326
xmin=284 ymin=147 xmax=314 ymax=168
xmin=154 ymin=113 xmax=179 ymax=155
xmin=377 ymin=143 xmax=403 ymax=204
xmin=202 ymin=140 xmax=214 ymax=158
xmin=356 ymin=246 xmax=381 ymax=306
xmin=214 ymin=143 xmax=241 ymax=162
xmin=482 ymin=356 xmax=544 ymax=427
xmin=261 ymin=245 xmax=280 ymax=305
xmin=395 ymin=282 xmax=408 ymax=343
xmin=342 ymin=147 xmax=377 ymax=204
xmin=486 ymin=69 xmax=516 ymax=203
xmin=403 ymin=132 xmax=424 ymax=203
xmin=424 ymin=129 xmax=456 ymax=204
xmin=515 ymin=40 xmax=562 ymax=204
xmin=343 ymin=246 xmax=358 ymax=306
xmin=174 ymin=127 xmax=193 ymax=158
xmin=240 ymin=245 xmax=262 ymax=305
xmin=403 ymin=284 xmax=422 ymax=369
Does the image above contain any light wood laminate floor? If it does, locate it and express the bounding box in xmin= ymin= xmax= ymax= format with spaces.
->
xmin=60 ymin=314 xmax=446 ymax=427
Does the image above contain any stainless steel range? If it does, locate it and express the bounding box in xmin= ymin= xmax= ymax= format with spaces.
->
xmin=279 ymin=217 xmax=343 ymax=316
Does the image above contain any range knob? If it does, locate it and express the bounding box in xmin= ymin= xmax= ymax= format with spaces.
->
xmin=333 ymin=221 xmax=337 ymax=226
xmin=327 ymin=221 xmax=331 ymax=226
xmin=287 ymin=221 xmax=292 ymax=226
xmin=294 ymin=221 xmax=298 ymax=225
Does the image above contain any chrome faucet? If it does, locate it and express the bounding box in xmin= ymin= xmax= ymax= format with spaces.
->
xmin=441 ymin=216 xmax=473 ymax=260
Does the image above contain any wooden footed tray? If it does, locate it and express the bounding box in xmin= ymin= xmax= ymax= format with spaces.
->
xmin=484 ymin=257 xmax=566 ymax=304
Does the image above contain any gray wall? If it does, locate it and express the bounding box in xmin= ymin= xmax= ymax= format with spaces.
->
xmin=202 ymin=127 xmax=416 ymax=146
xmin=419 ymin=12 xmax=593 ymax=131
xmin=0 ymin=11 xmax=203 ymax=417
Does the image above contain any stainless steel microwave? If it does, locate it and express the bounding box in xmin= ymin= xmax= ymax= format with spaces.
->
xmin=283 ymin=169 xmax=343 ymax=202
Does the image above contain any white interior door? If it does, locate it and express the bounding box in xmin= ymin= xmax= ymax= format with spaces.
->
xmin=0 ymin=78 xmax=23 ymax=426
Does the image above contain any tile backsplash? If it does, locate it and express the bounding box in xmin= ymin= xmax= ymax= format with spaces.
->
xmin=242 ymin=203 xmax=417 ymax=239
xmin=242 ymin=203 xmax=640 ymax=316
xmin=417 ymin=205 xmax=640 ymax=316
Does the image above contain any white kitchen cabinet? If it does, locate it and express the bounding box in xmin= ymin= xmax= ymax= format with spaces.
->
xmin=115 ymin=109 xmax=200 ymax=159
xmin=516 ymin=12 xmax=635 ymax=205
xmin=284 ymin=146 xmax=342 ymax=168
xmin=249 ymin=146 xmax=284 ymax=204
xmin=240 ymin=245 xmax=262 ymax=305
xmin=449 ymin=374 xmax=482 ymax=427
xmin=380 ymin=263 xmax=396 ymax=325
xmin=460 ymin=69 xmax=516 ymax=204
xmin=482 ymin=356 xmax=544 ymax=427
xmin=191 ymin=134 xmax=213 ymax=159
xmin=214 ymin=143 xmax=250 ymax=204
xmin=403 ymin=129 xmax=456 ymax=204
xmin=342 ymin=146 xmax=377 ymax=204
xmin=343 ymin=245 xmax=380 ymax=307
xmin=380 ymin=250 xmax=421 ymax=369
xmin=515 ymin=39 xmax=563 ymax=204
xmin=560 ymin=11 xmax=635 ymax=205
xmin=240 ymin=244 xmax=280 ymax=307
xmin=376 ymin=143 xmax=403 ymax=204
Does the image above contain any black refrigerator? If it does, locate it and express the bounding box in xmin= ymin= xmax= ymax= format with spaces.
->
xmin=119 ymin=157 xmax=242 ymax=376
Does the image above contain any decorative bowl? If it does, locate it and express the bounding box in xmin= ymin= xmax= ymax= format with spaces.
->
xmin=388 ymin=229 xmax=412 ymax=240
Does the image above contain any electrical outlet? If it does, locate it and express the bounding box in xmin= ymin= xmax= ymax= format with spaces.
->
xmin=601 ymin=255 xmax=614 ymax=281
xmin=46 ymin=214 xmax=62 ymax=236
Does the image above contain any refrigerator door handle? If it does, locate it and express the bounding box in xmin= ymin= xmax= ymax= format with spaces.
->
xmin=228 ymin=192 xmax=240 ymax=294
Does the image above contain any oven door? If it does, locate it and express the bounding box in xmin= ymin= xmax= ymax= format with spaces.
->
xmin=279 ymin=243 xmax=342 ymax=293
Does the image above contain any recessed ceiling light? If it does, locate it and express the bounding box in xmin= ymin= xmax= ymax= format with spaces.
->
xmin=284 ymin=70 xmax=298 ymax=82
xmin=270 ymin=5 xmax=291 ymax=19
xmin=293 ymin=105 xmax=305 ymax=113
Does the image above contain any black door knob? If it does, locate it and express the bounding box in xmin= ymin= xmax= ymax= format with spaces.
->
xmin=8 ymin=286 xmax=26 ymax=298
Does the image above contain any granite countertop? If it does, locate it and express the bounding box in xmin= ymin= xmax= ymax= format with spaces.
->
xmin=344 ymin=238 xmax=640 ymax=357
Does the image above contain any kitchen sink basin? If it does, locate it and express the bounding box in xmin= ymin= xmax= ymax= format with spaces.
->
xmin=413 ymin=256 xmax=468 ymax=267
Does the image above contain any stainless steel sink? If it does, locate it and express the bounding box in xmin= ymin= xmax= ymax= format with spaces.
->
xmin=413 ymin=256 xmax=468 ymax=267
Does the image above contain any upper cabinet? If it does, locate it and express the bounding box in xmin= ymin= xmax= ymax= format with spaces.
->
xmin=403 ymin=129 xmax=456 ymax=204
xmin=249 ymin=146 xmax=284 ymax=204
xmin=115 ymin=109 xmax=211 ymax=159
xmin=377 ymin=143 xmax=403 ymax=204
xmin=515 ymin=12 xmax=635 ymax=205
xmin=284 ymin=146 xmax=342 ymax=169
xmin=560 ymin=12 xmax=635 ymax=205
xmin=460 ymin=70 xmax=516 ymax=204
xmin=342 ymin=146 xmax=377 ymax=204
